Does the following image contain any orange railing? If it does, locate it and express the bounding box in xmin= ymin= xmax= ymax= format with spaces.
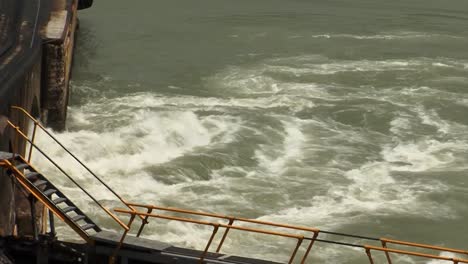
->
xmin=365 ymin=244 xmax=468 ymax=264
xmin=115 ymin=203 xmax=321 ymax=264
xmin=114 ymin=204 xmax=468 ymax=264
xmin=6 ymin=106 xmax=134 ymax=235
xmin=3 ymin=106 xmax=468 ymax=264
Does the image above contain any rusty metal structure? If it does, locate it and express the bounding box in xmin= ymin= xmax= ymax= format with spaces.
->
xmin=0 ymin=106 xmax=467 ymax=264
xmin=0 ymin=0 xmax=93 ymax=239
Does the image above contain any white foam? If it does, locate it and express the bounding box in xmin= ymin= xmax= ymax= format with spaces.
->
xmin=389 ymin=116 xmax=412 ymax=135
xmin=210 ymin=56 xmax=468 ymax=81
xmin=255 ymin=120 xmax=306 ymax=175
xmin=416 ymin=107 xmax=451 ymax=134
xmin=31 ymin=94 xmax=243 ymax=216
xmin=311 ymin=32 xmax=463 ymax=40
xmin=257 ymin=133 xmax=458 ymax=231
xmin=382 ymin=139 xmax=461 ymax=172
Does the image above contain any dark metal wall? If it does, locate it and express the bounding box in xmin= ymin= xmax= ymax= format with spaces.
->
xmin=0 ymin=63 xmax=42 ymax=237
xmin=0 ymin=0 xmax=45 ymax=236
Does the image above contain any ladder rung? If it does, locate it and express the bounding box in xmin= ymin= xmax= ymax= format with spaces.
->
xmin=43 ymin=189 xmax=57 ymax=196
xmin=33 ymin=180 xmax=48 ymax=187
xmin=71 ymin=215 xmax=86 ymax=222
xmin=15 ymin=163 xmax=30 ymax=170
xmin=53 ymin=197 xmax=67 ymax=204
xmin=25 ymin=172 xmax=40 ymax=180
xmin=81 ymin=224 xmax=95 ymax=231
xmin=61 ymin=206 xmax=76 ymax=213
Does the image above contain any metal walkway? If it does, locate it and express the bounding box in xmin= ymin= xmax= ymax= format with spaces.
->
xmin=1 ymin=106 xmax=468 ymax=264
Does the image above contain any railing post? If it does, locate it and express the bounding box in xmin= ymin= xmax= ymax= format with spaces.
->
xmin=11 ymin=125 xmax=19 ymax=159
xmin=366 ymin=248 xmax=375 ymax=264
xmin=288 ymin=237 xmax=304 ymax=264
xmin=381 ymin=240 xmax=393 ymax=264
xmin=29 ymin=196 xmax=38 ymax=241
xmin=301 ymin=231 xmax=319 ymax=264
xmin=216 ymin=218 xmax=234 ymax=253
xmin=41 ymin=206 xmax=48 ymax=234
xmin=200 ymin=224 xmax=219 ymax=264
xmin=136 ymin=208 xmax=153 ymax=237
xmin=49 ymin=207 xmax=56 ymax=236
xmin=110 ymin=213 xmax=136 ymax=264
xmin=28 ymin=122 xmax=38 ymax=162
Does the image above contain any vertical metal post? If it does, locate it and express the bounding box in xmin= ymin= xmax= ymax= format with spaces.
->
xmin=136 ymin=208 xmax=152 ymax=237
xmin=301 ymin=232 xmax=319 ymax=264
xmin=41 ymin=206 xmax=48 ymax=234
xmin=381 ymin=240 xmax=393 ymax=264
xmin=366 ymin=248 xmax=375 ymax=264
xmin=216 ymin=218 xmax=234 ymax=253
xmin=199 ymin=224 xmax=219 ymax=264
xmin=110 ymin=213 xmax=136 ymax=264
xmin=49 ymin=203 xmax=56 ymax=236
xmin=28 ymin=122 xmax=38 ymax=162
xmin=11 ymin=125 xmax=19 ymax=159
xmin=288 ymin=237 xmax=303 ymax=264
xmin=29 ymin=196 xmax=38 ymax=240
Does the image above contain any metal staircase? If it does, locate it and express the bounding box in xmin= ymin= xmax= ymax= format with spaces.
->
xmin=0 ymin=106 xmax=131 ymax=247
xmin=1 ymin=153 xmax=100 ymax=242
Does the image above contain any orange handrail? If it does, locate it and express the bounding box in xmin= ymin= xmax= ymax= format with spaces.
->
xmin=365 ymin=245 xmax=468 ymax=264
xmin=6 ymin=114 xmax=131 ymax=233
xmin=10 ymin=106 xmax=142 ymax=220
xmin=114 ymin=208 xmax=306 ymax=264
xmin=125 ymin=202 xmax=319 ymax=263
xmin=381 ymin=238 xmax=468 ymax=255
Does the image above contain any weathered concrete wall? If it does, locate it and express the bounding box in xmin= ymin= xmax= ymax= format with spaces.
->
xmin=42 ymin=0 xmax=79 ymax=130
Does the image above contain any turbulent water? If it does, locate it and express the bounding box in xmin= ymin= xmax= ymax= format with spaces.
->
xmin=32 ymin=0 xmax=468 ymax=263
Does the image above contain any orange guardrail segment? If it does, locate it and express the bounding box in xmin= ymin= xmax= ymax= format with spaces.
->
xmin=115 ymin=208 xmax=219 ymax=227
xmin=125 ymin=201 xmax=321 ymax=262
xmin=115 ymin=205 xmax=468 ymax=264
xmin=114 ymin=208 xmax=304 ymax=239
xmin=126 ymin=202 xmax=232 ymax=219
xmin=114 ymin=208 xmax=307 ymax=264
xmin=125 ymin=202 xmax=320 ymax=233
xmin=365 ymin=245 xmax=468 ymax=264
xmin=381 ymin=238 xmax=468 ymax=255
xmin=234 ymin=216 xmax=319 ymax=233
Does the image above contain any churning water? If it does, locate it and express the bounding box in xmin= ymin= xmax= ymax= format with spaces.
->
xmin=33 ymin=0 xmax=468 ymax=263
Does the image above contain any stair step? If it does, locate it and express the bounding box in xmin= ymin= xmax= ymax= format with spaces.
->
xmin=61 ymin=206 xmax=76 ymax=213
xmin=25 ymin=172 xmax=40 ymax=180
xmin=80 ymin=224 xmax=95 ymax=231
xmin=43 ymin=189 xmax=57 ymax=196
xmin=71 ymin=215 xmax=86 ymax=222
xmin=53 ymin=197 xmax=67 ymax=204
xmin=33 ymin=180 xmax=48 ymax=188
xmin=15 ymin=163 xmax=30 ymax=170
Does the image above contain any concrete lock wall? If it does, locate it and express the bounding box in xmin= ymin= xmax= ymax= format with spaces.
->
xmin=1 ymin=0 xmax=81 ymax=237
